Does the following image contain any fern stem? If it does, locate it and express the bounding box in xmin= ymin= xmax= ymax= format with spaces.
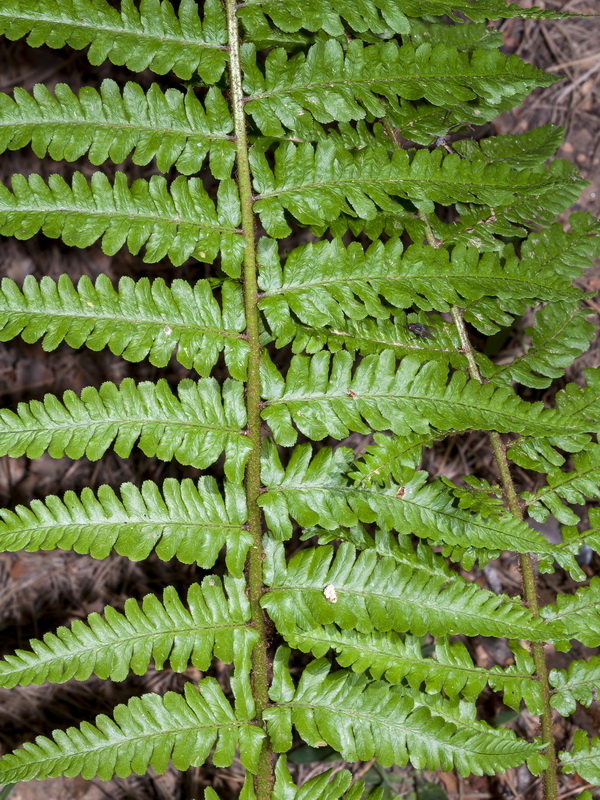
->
xmin=450 ymin=305 xmax=558 ymax=800
xmin=225 ymin=1 xmax=273 ymax=796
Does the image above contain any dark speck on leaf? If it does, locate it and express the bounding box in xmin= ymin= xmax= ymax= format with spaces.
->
xmin=406 ymin=323 xmax=431 ymax=338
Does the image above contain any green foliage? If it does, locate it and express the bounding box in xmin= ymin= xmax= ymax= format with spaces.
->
xmin=262 ymin=539 xmax=557 ymax=640
xmin=242 ymin=40 xmax=554 ymax=139
xmin=0 ymin=80 xmax=236 ymax=177
xmin=0 ymin=0 xmax=229 ymax=82
xmin=0 ymin=577 xmax=255 ymax=686
xmin=0 ymin=1 xmax=596 ymax=797
xmin=260 ymin=350 xmax=582 ymax=445
xmin=0 ymin=680 xmax=265 ymax=783
xmin=0 ymin=273 xmax=248 ymax=378
xmin=259 ymin=442 xmax=555 ymax=556
xmin=265 ymin=648 xmax=540 ymax=775
xmin=0 ymin=377 xmax=251 ymax=480
xmin=0 ymin=477 xmax=250 ymax=573
xmin=541 ymin=578 xmax=600 ymax=647
xmin=0 ymin=172 xmax=244 ymax=272
xmin=559 ymin=731 xmax=600 ymax=786
xmin=490 ymin=301 xmax=595 ymax=389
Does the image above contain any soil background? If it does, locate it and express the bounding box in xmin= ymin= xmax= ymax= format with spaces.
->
xmin=0 ymin=2 xmax=598 ymax=799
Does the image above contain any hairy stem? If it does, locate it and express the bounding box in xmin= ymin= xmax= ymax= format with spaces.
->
xmin=451 ymin=306 xmax=558 ymax=800
xmin=225 ymin=1 xmax=273 ymax=795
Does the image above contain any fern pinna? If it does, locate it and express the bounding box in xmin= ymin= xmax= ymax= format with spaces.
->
xmin=0 ymin=1 xmax=597 ymax=798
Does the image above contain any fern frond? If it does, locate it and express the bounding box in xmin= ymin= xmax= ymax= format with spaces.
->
xmin=270 ymin=756 xmax=378 ymax=800
xmin=0 ymin=274 xmax=248 ymax=379
xmin=385 ymin=94 xmax=521 ymax=147
xmin=260 ymin=350 xmax=582 ymax=445
xmin=250 ymin=141 xmax=583 ymax=238
xmin=239 ymin=0 xmax=410 ymax=37
xmin=262 ymin=539 xmax=556 ymax=641
xmin=349 ymin=432 xmax=432 ymax=485
xmin=0 ymin=378 xmax=251 ymax=482
xmin=0 ymin=680 xmax=265 ymax=783
xmin=406 ymin=20 xmax=504 ymax=50
xmin=280 ymin=623 xmax=543 ymax=712
xmin=0 ymin=81 xmax=236 ymax=179
xmin=429 ymin=163 xmax=590 ymax=253
xmin=521 ymin=212 xmax=600 ymax=277
xmin=242 ymin=40 xmax=553 ymax=138
xmin=240 ymin=0 xmax=563 ymax=39
xmin=265 ymin=649 xmax=540 ymax=776
xmin=522 ymin=443 xmax=600 ymax=525
xmin=543 ymin=508 xmax=600 ymax=581
xmin=541 ymin=578 xmax=600 ymax=647
xmin=0 ymin=576 xmax=254 ymax=687
xmin=556 ymin=367 xmax=600 ymax=430
xmin=273 ymin=315 xmax=469 ymax=372
xmin=453 ymin=124 xmax=564 ymax=170
xmin=0 ymin=477 xmax=251 ymax=574
xmin=0 ymin=0 xmax=228 ymax=83
xmin=491 ymin=302 xmax=594 ymax=390
xmin=257 ymin=237 xmax=578 ymax=340
xmin=259 ymin=442 xmax=554 ymax=556
xmin=550 ymin=656 xmax=600 ymax=716
xmin=560 ymin=731 xmax=600 ymax=786
xmin=0 ymin=172 xmax=244 ymax=274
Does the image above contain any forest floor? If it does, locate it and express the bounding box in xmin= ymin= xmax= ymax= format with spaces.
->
xmin=0 ymin=1 xmax=598 ymax=799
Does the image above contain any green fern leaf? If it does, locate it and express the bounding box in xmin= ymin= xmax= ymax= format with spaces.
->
xmin=543 ymin=508 xmax=600 ymax=581
xmin=391 ymin=62 xmax=555 ymax=144
xmin=0 ymin=680 xmax=265 ymax=782
xmin=260 ymin=350 xmax=582 ymax=445
xmin=272 ymin=314 xmax=468 ymax=371
xmin=262 ymin=539 xmax=555 ymax=641
xmin=308 ymin=525 xmax=471 ymax=585
xmin=522 ymin=443 xmax=600 ymax=525
xmin=453 ymin=124 xmax=565 ymax=170
xmin=0 ymin=477 xmax=250 ymax=574
xmin=555 ymin=367 xmax=600 ymax=430
xmin=519 ymin=212 xmax=600 ymax=281
xmin=491 ymin=302 xmax=594 ymax=390
xmin=250 ymin=141 xmax=582 ymax=237
xmin=240 ymin=0 xmax=563 ymax=39
xmin=378 ymin=170 xmax=586 ymax=252
xmin=0 ymin=0 xmax=228 ymax=83
xmin=349 ymin=432 xmax=433 ymax=485
xmin=239 ymin=0 xmax=410 ymax=37
xmin=242 ymin=40 xmax=552 ymax=138
xmin=259 ymin=442 xmax=554 ymax=555
xmin=265 ymin=649 xmax=539 ymax=776
xmin=279 ymin=622 xmax=543 ymax=712
xmin=0 ymin=171 xmax=244 ymax=274
xmin=276 ymin=759 xmax=378 ymax=800
xmin=550 ymin=656 xmax=600 ymax=716
xmin=560 ymin=730 xmax=600 ymax=786
xmin=423 ymin=163 xmax=589 ymax=253
xmin=0 ymin=81 xmax=236 ymax=178
xmin=405 ymin=19 xmax=504 ymax=50
xmin=257 ymin=237 xmax=578 ymax=340
xmin=0 ymin=274 xmax=248 ymax=379
xmin=401 ymin=0 xmax=568 ymax=19
xmin=541 ymin=578 xmax=600 ymax=647
xmin=0 ymin=576 xmax=255 ymax=687
xmin=270 ymin=756 xmax=378 ymax=800
xmin=0 ymin=378 xmax=251 ymax=482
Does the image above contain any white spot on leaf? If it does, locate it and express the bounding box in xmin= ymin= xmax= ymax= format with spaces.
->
xmin=323 ymin=584 xmax=338 ymax=603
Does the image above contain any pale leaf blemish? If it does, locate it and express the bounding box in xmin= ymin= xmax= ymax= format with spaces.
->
xmin=323 ymin=584 xmax=338 ymax=603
